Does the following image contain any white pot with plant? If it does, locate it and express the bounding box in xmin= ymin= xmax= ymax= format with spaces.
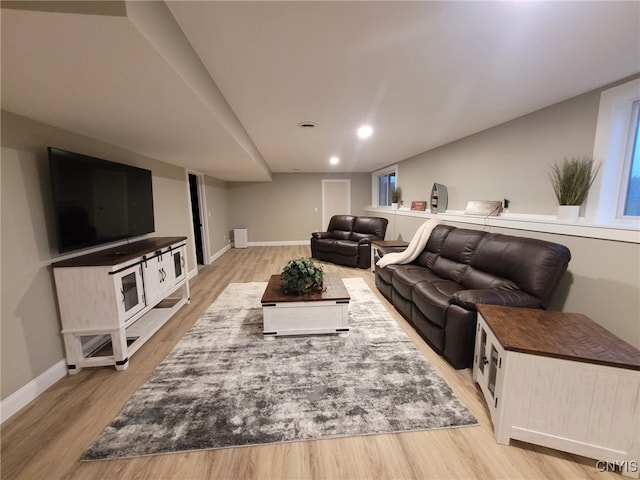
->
xmin=391 ymin=186 xmax=402 ymax=210
xmin=549 ymin=155 xmax=600 ymax=223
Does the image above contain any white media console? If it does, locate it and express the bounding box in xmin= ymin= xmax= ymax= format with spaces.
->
xmin=52 ymin=236 xmax=190 ymax=374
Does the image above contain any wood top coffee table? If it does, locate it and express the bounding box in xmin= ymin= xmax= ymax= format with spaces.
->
xmin=261 ymin=273 xmax=350 ymax=338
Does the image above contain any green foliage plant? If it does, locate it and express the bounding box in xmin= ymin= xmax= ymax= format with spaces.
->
xmin=281 ymin=257 xmax=324 ymax=296
xmin=549 ymin=155 xmax=600 ymax=206
xmin=391 ymin=186 xmax=402 ymax=203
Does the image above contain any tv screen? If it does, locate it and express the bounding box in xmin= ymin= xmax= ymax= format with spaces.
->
xmin=49 ymin=147 xmax=155 ymax=253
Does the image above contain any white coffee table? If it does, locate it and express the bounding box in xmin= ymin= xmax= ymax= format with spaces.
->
xmin=261 ymin=273 xmax=350 ymax=338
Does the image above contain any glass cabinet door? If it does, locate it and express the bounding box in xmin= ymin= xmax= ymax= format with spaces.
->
xmin=114 ymin=265 xmax=146 ymax=322
xmin=171 ymin=246 xmax=187 ymax=283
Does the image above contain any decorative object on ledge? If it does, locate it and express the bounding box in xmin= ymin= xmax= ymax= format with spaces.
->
xmin=550 ymin=155 xmax=600 ymax=223
xmin=430 ymin=183 xmax=448 ymax=213
xmin=410 ymin=201 xmax=427 ymax=211
xmin=464 ymin=200 xmax=503 ymax=216
xmin=391 ymin=186 xmax=402 ymax=210
xmin=281 ymin=257 xmax=324 ymax=296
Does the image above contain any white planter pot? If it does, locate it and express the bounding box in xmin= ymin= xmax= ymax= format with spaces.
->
xmin=391 ymin=203 xmax=399 ymax=210
xmin=557 ymin=205 xmax=580 ymax=222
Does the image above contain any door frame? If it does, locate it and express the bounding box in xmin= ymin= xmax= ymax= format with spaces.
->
xmin=186 ymin=170 xmax=211 ymax=266
xmin=321 ymin=179 xmax=351 ymax=229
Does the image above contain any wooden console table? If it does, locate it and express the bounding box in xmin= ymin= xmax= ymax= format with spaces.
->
xmin=52 ymin=237 xmax=190 ymax=373
xmin=473 ymin=304 xmax=640 ymax=478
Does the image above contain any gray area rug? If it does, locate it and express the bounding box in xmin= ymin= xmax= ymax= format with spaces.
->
xmin=83 ymin=278 xmax=477 ymax=460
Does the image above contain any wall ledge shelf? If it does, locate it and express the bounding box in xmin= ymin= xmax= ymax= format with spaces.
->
xmin=365 ymin=207 xmax=640 ymax=244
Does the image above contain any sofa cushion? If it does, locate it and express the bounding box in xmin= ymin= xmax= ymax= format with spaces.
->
xmin=327 ymin=215 xmax=356 ymax=240
xmin=413 ymin=225 xmax=454 ymax=268
xmin=412 ymin=306 xmax=445 ymax=353
xmin=350 ymin=216 xmax=388 ymax=242
xmin=430 ymin=257 xmax=467 ymax=284
xmin=461 ymin=266 xmax=518 ymax=290
xmin=412 ymin=279 xmax=465 ymax=328
xmin=333 ymin=239 xmax=359 ymax=256
xmin=312 ymin=238 xmax=336 ymax=253
xmin=430 ymin=229 xmax=485 ymax=282
xmin=375 ymin=263 xmax=399 ymax=284
xmin=450 ymin=288 xmax=540 ymax=311
xmin=470 ymin=234 xmax=571 ymax=307
xmin=330 ymin=230 xmax=351 ymax=240
xmin=392 ymin=266 xmax=441 ymax=300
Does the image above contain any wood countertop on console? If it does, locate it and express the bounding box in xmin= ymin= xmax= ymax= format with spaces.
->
xmin=477 ymin=304 xmax=640 ymax=371
xmin=51 ymin=236 xmax=187 ymax=268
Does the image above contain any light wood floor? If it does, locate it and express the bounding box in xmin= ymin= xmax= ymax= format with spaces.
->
xmin=1 ymin=246 xmax=621 ymax=479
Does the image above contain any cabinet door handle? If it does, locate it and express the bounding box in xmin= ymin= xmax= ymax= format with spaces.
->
xmin=181 ymin=256 xmax=185 ymax=270
xmin=120 ymin=288 xmax=125 ymax=305
xmin=482 ymin=355 xmax=489 ymax=366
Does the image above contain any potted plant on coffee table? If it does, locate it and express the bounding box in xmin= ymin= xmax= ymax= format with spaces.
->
xmin=549 ymin=155 xmax=600 ymax=222
xmin=281 ymin=257 xmax=324 ymax=296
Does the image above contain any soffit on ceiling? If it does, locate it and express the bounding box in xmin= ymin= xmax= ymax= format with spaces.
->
xmin=1 ymin=5 xmax=271 ymax=181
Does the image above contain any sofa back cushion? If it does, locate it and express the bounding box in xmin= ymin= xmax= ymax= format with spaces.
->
xmin=350 ymin=216 xmax=388 ymax=242
xmin=327 ymin=215 xmax=356 ymax=240
xmin=468 ymin=233 xmax=571 ymax=307
xmin=430 ymin=228 xmax=486 ymax=283
xmin=414 ymin=224 xmax=454 ymax=268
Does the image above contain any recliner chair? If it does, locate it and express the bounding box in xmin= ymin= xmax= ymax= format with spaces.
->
xmin=311 ymin=215 xmax=388 ymax=269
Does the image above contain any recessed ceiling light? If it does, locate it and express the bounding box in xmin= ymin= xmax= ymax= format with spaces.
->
xmin=298 ymin=121 xmax=316 ymax=128
xmin=329 ymin=156 xmax=340 ymax=165
xmin=357 ymin=125 xmax=373 ymax=138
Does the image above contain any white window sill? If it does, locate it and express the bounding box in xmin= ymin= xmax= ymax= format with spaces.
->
xmin=365 ymin=207 xmax=640 ymax=244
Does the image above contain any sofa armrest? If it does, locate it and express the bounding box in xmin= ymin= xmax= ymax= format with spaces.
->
xmin=312 ymin=231 xmax=332 ymax=239
xmin=449 ymin=288 xmax=541 ymax=311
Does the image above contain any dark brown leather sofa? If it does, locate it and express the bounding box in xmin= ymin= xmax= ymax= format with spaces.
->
xmin=311 ymin=215 xmax=388 ymax=269
xmin=375 ymin=224 xmax=571 ymax=369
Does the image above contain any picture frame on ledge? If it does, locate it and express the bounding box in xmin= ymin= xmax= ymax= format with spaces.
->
xmin=410 ymin=201 xmax=427 ymax=211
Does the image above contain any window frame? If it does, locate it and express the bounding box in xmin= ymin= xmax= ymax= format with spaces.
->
xmin=586 ymin=78 xmax=640 ymax=228
xmin=371 ymin=165 xmax=398 ymax=208
xmin=617 ymin=99 xmax=640 ymax=218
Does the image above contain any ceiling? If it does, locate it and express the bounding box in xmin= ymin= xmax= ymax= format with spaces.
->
xmin=2 ymin=1 xmax=639 ymax=182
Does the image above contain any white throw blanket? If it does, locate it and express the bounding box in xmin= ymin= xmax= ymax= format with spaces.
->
xmin=376 ymin=218 xmax=440 ymax=268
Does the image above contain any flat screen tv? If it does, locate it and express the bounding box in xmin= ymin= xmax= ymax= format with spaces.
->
xmin=49 ymin=147 xmax=155 ymax=253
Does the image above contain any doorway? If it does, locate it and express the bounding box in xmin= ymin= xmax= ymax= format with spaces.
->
xmin=322 ymin=179 xmax=351 ymax=228
xmin=188 ymin=173 xmax=206 ymax=265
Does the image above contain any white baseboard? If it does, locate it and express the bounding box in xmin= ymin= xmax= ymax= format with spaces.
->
xmin=248 ymin=240 xmax=311 ymax=246
xmin=1 ymin=359 xmax=68 ymax=423
xmin=209 ymin=244 xmax=231 ymax=263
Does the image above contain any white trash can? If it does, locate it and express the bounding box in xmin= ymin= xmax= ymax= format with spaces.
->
xmin=233 ymin=229 xmax=248 ymax=248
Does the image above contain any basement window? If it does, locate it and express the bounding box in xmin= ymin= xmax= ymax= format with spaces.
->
xmin=587 ymin=78 xmax=640 ymax=227
xmin=372 ymin=166 xmax=397 ymax=207
xmin=620 ymin=101 xmax=640 ymax=217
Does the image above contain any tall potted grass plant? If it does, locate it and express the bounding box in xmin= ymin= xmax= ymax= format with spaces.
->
xmin=549 ymin=155 xmax=600 ymax=222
